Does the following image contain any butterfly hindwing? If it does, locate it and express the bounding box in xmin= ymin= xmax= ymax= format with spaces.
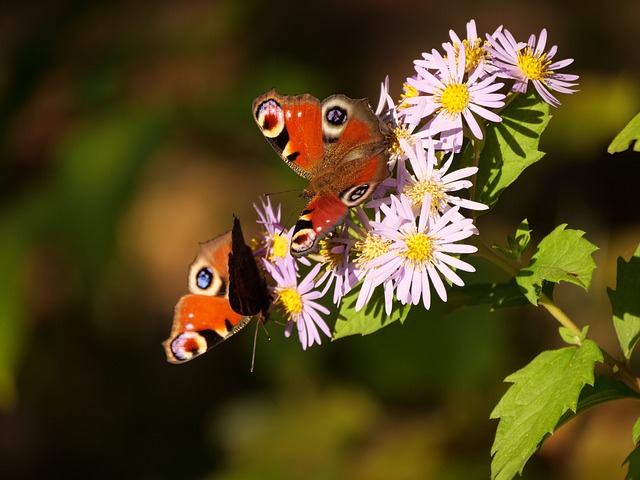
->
xmin=164 ymin=218 xmax=269 ymax=364
xmin=228 ymin=217 xmax=271 ymax=318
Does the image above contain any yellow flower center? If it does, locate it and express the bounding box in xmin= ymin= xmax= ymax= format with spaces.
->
xmin=398 ymin=82 xmax=419 ymax=109
xmin=277 ymin=286 xmax=303 ymax=319
xmin=387 ymin=123 xmax=413 ymax=158
xmin=269 ymin=234 xmax=289 ymax=261
xmin=517 ymin=47 xmax=552 ymax=82
xmin=318 ymin=238 xmax=342 ymax=271
xmin=460 ymin=38 xmax=488 ymax=72
xmin=403 ymin=232 xmax=435 ymax=266
xmin=354 ymin=233 xmax=391 ymax=267
xmin=404 ymin=179 xmax=445 ymax=213
xmin=439 ymin=83 xmax=470 ymax=115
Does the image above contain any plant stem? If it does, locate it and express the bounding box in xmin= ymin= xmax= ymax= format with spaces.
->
xmin=538 ymin=293 xmax=582 ymax=337
xmin=476 ymin=239 xmax=519 ymax=277
xmin=476 ymin=239 xmax=640 ymax=393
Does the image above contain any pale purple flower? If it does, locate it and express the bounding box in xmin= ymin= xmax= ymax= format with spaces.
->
xmin=375 ymin=76 xmax=418 ymax=166
xmin=267 ymin=260 xmax=331 ymax=349
xmin=315 ymin=223 xmax=361 ymax=306
xmin=486 ymin=27 xmax=579 ymax=107
xmin=404 ymin=44 xmax=505 ymax=151
xmin=356 ymin=194 xmax=478 ymax=311
xmin=416 ymin=19 xmax=494 ymax=77
xmin=397 ymin=139 xmax=488 ymax=216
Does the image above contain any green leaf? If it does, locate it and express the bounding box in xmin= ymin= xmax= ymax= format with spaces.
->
xmin=516 ymin=224 xmax=598 ymax=305
xmin=494 ymin=219 xmax=532 ymax=261
xmin=559 ymin=325 xmax=589 ymax=346
xmin=490 ymin=340 xmax=603 ymax=480
xmin=475 ymin=93 xmax=551 ymax=209
xmin=633 ymin=415 xmax=640 ymax=445
xmin=333 ymin=287 xmax=411 ymax=339
xmin=625 ymin=443 xmax=640 ymax=480
xmin=608 ymin=244 xmax=640 ymax=359
xmin=608 ymin=111 xmax=640 ymax=153
xmin=451 ymin=280 xmax=529 ymax=310
xmin=554 ymin=376 xmax=640 ymax=431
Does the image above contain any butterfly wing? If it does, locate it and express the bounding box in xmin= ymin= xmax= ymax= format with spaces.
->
xmin=253 ymin=89 xmax=390 ymax=257
xmin=164 ymin=295 xmax=249 ymax=364
xmin=290 ymin=96 xmax=390 ymax=256
xmin=228 ymin=217 xmax=271 ymax=318
xmin=164 ymin=228 xmax=252 ymax=364
xmin=253 ymin=89 xmax=323 ymax=179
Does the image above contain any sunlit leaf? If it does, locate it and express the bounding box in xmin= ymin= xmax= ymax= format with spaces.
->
xmin=608 ymin=111 xmax=640 ymax=153
xmin=333 ymin=287 xmax=411 ymax=339
xmin=516 ymin=225 xmax=598 ymax=305
xmin=490 ymin=340 xmax=602 ymax=480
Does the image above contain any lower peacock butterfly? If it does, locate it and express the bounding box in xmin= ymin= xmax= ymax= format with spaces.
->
xmin=163 ymin=217 xmax=270 ymax=364
xmin=253 ymin=89 xmax=390 ymax=257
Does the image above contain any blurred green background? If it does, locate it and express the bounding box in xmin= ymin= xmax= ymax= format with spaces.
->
xmin=1 ymin=1 xmax=639 ymax=479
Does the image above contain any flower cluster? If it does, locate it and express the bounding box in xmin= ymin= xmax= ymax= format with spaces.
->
xmin=251 ymin=20 xmax=578 ymax=349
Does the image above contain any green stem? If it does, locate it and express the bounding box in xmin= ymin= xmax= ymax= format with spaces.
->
xmin=476 ymin=239 xmax=640 ymax=393
xmin=538 ymin=293 xmax=582 ymax=337
xmin=476 ymin=240 xmax=519 ymax=277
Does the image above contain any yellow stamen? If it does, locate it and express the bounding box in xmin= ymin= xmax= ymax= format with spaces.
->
xmin=403 ymin=232 xmax=435 ymax=266
xmin=277 ymin=287 xmax=303 ymax=320
xmin=387 ymin=123 xmax=413 ymax=158
xmin=398 ymin=83 xmax=419 ymax=109
xmin=354 ymin=233 xmax=391 ymax=267
xmin=404 ymin=179 xmax=445 ymax=214
xmin=517 ymin=47 xmax=552 ymax=82
xmin=455 ymin=38 xmax=488 ymax=73
xmin=439 ymin=83 xmax=470 ymax=116
xmin=318 ymin=238 xmax=342 ymax=271
xmin=269 ymin=234 xmax=289 ymax=261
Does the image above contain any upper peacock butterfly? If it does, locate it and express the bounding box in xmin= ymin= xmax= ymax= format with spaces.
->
xmin=163 ymin=217 xmax=270 ymax=364
xmin=252 ymin=89 xmax=390 ymax=257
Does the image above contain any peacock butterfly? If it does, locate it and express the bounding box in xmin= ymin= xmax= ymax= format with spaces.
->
xmin=252 ymin=89 xmax=390 ymax=257
xmin=163 ymin=217 xmax=270 ymax=364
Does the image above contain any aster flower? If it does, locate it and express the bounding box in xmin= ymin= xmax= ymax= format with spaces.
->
xmin=355 ymin=194 xmax=478 ymax=312
xmin=375 ymin=76 xmax=417 ymax=165
xmin=486 ymin=27 xmax=579 ymax=107
xmin=267 ymin=260 xmax=331 ymax=349
xmin=397 ymin=139 xmax=488 ymax=216
xmin=253 ymin=197 xmax=290 ymax=263
xmin=316 ymin=235 xmax=359 ymax=306
xmin=404 ymin=44 xmax=505 ymax=151
xmin=416 ymin=19 xmax=493 ymax=77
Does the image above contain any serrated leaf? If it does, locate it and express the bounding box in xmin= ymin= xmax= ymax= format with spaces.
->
xmin=490 ymin=340 xmax=602 ymax=480
xmin=333 ymin=287 xmax=411 ymax=339
xmin=608 ymin=111 xmax=640 ymax=153
xmin=555 ymin=376 xmax=640 ymax=431
xmin=608 ymin=244 xmax=640 ymax=359
xmin=516 ymin=225 xmax=598 ymax=305
xmin=475 ymin=93 xmax=551 ymax=209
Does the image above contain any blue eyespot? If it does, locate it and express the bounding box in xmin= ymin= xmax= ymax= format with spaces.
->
xmin=196 ymin=267 xmax=213 ymax=290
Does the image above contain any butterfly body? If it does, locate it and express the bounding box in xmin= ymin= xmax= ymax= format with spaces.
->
xmin=164 ymin=218 xmax=269 ymax=364
xmin=253 ymin=90 xmax=390 ymax=256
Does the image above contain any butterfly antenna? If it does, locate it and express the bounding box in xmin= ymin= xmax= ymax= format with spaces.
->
xmin=250 ymin=317 xmax=271 ymax=373
xmin=262 ymin=188 xmax=302 ymax=197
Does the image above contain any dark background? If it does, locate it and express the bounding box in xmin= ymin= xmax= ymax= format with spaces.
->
xmin=1 ymin=1 xmax=639 ymax=479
